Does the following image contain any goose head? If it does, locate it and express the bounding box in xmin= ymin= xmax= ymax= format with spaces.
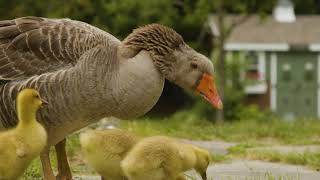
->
xmin=118 ymin=24 xmax=222 ymax=109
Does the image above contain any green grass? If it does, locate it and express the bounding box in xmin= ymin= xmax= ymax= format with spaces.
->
xmin=225 ymin=143 xmax=320 ymax=170
xmin=122 ymin=110 xmax=320 ymax=145
xmin=211 ymin=153 xmax=230 ymax=163
xmin=21 ymin=110 xmax=320 ymax=178
xmin=245 ymin=150 xmax=320 ymax=170
xmin=21 ymin=158 xmax=43 ymax=180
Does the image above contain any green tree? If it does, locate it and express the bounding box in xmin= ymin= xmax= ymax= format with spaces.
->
xmin=200 ymin=0 xmax=277 ymax=123
xmin=293 ymin=0 xmax=320 ymax=14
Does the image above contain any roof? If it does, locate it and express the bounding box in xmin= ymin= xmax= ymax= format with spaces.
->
xmin=208 ymin=15 xmax=320 ymax=51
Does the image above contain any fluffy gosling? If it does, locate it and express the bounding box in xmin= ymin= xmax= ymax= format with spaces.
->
xmin=0 ymin=89 xmax=48 ymax=180
xmin=80 ymin=128 xmax=140 ymax=180
xmin=121 ymin=136 xmax=210 ymax=180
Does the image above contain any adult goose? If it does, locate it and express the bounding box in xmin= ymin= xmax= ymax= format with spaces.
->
xmin=0 ymin=16 xmax=222 ymax=180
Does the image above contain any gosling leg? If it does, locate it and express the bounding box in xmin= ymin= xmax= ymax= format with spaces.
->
xmin=55 ymin=138 xmax=72 ymax=180
xmin=40 ymin=148 xmax=56 ymax=180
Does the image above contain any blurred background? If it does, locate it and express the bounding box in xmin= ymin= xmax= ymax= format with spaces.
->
xmin=2 ymin=0 xmax=320 ymax=179
xmin=2 ymin=0 xmax=320 ymax=122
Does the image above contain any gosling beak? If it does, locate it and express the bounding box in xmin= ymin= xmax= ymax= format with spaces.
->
xmin=196 ymin=73 xmax=223 ymax=110
xmin=41 ymin=98 xmax=49 ymax=107
xmin=201 ymin=172 xmax=207 ymax=180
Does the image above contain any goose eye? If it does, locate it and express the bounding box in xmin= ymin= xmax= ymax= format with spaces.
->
xmin=190 ymin=62 xmax=198 ymax=69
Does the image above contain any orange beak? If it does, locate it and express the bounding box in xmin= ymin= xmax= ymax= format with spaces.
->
xmin=196 ymin=73 xmax=223 ymax=110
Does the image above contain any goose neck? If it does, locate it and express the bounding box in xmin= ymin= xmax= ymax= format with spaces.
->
xmin=111 ymin=51 xmax=165 ymax=119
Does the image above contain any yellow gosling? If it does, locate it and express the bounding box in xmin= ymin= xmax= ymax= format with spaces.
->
xmin=121 ymin=136 xmax=210 ymax=180
xmin=80 ymin=129 xmax=140 ymax=180
xmin=0 ymin=89 xmax=48 ymax=180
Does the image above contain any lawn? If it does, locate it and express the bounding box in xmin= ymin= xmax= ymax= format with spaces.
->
xmin=21 ymin=110 xmax=320 ymax=179
xmin=123 ymin=110 xmax=320 ymax=145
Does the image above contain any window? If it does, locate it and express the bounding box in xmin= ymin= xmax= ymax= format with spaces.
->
xmin=245 ymin=52 xmax=266 ymax=82
xmin=304 ymin=62 xmax=314 ymax=82
xmin=243 ymin=51 xmax=267 ymax=94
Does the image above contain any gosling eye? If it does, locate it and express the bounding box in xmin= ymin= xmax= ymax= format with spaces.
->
xmin=190 ymin=62 xmax=198 ymax=69
xmin=34 ymin=95 xmax=40 ymax=99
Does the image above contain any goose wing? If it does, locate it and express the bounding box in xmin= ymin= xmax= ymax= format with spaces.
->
xmin=0 ymin=16 xmax=119 ymax=80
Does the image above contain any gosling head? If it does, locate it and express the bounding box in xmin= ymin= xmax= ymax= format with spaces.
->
xmin=192 ymin=146 xmax=210 ymax=180
xmin=119 ymin=24 xmax=222 ymax=109
xmin=17 ymin=88 xmax=48 ymax=112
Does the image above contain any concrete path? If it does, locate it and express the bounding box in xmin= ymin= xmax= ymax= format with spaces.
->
xmin=206 ymin=160 xmax=320 ymax=180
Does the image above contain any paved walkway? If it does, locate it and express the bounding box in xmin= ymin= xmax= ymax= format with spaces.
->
xmin=206 ymin=160 xmax=320 ymax=180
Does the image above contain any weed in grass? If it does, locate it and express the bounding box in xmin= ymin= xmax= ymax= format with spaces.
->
xmin=20 ymin=158 xmax=43 ymax=180
xmin=228 ymin=142 xmax=257 ymax=155
xmin=211 ymin=153 xmax=230 ymax=163
xmin=66 ymin=134 xmax=81 ymax=157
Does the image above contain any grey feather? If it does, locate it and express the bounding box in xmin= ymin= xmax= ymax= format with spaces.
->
xmin=0 ymin=16 xmax=108 ymax=80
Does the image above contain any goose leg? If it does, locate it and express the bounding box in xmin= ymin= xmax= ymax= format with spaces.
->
xmin=55 ymin=138 xmax=72 ymax=180
xmin=40 ymin=148 xmax=56 ymax=180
